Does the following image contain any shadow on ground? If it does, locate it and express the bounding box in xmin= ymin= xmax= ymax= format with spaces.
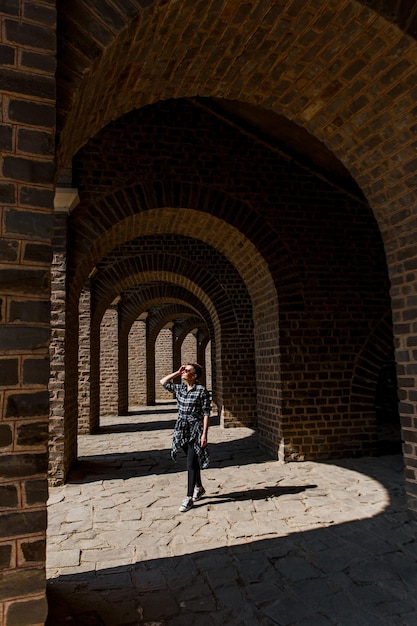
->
xmin=46 ymin=491 xmax=417 ymax=626
xmin=67 ymin=427 xmax=269 ymax=484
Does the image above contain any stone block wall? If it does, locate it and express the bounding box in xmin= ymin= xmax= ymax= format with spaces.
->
xmin=0 ymin=1 xmax=56 ymax=623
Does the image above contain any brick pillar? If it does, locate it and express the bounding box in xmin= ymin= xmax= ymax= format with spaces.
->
xmin=196 ymin=331 xmax=206 ymax=387
xmin=49 ymin=211 xmax=67 ymax=483
xmin=118 ymin=308 xmax=128 ymax=415
xmin=89 ymin=319 xmax=100 ymax=433
xmin=50 ymin=189 xmax=79 ymax=480
xmin=128 ymin=319 xmax=146 ymax=407
xmin=99 ymin=306 xmax=118 ymax=416
xmin=146 ymin=318 xmax=156 ymax=405
xmin=78 ymin=285 xmax=90 ymax=433
xmin=172 ymin=326 xmax=181 ymax=373
xmin=0 ymin=2 xmax=56 ymax=623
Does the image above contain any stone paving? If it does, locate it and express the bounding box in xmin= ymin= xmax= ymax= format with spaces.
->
xmin=46 ymin=403 xmax=417 ymax=625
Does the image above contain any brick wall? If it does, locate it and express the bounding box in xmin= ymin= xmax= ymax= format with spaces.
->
xmin=0 ymin=1 xmax=56 ymax=623
xmin=66 ymin=102 xmax=389 ymax=465
xmin=78 ymin=286 xmax=90 ymax=433
xmin=128 ymin=320 xmax=146 ymax=407
xmin=155 ymin=328 xmax=174 ymax=401
xmin=99 ymin=307 xmax=118 ymax=417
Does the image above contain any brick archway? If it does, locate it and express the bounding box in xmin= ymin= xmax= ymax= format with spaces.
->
xmin=60 ymin=207 xmax=281 ymax=479
xmin=5 ymin=2 xmax=417 ymax=621
xmin=56 ymin=7 xmax=417 ymax=516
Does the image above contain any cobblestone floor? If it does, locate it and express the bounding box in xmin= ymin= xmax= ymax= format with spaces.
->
xmin=46 ymin=403 xmax=417 ymax=625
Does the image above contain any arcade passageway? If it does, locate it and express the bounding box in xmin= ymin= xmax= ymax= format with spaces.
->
xmin=3 ymin=2 xmax=417 ymax=623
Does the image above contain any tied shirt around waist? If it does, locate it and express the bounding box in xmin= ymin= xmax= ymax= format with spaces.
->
xmin=164 ymin=381 xmax=211 ymax=468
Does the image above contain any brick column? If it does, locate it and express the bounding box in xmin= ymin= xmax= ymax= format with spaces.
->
xmin=128 ymin=319 xmax=146 ymax=407
xmin=0 ymin=2 xmax=56 ymax=623
xmin=49 ymin=210 xmax=67 ymax=482
xmin=146 ymin=318 xmax=156 ymax=405
xmin=78 ymin=285 xmax=91 ymax=433
xmin=49 ymin=189 xmax=79 ymax=481
xmin=118 ymin=307 xmax=128 ymax=416
xmin=99 ymin=306 xmax=118 ymax=416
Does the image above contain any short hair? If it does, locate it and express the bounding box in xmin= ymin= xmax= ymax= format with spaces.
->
xmin=189 ymin=362 xmax=203 ymax=380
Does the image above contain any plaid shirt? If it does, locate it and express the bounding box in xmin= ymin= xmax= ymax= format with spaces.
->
xmin=163 ymin=381 xmax=211 ymax=468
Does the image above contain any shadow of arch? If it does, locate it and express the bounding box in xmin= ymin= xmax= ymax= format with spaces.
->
xmin=46 ymin=401 xmax=409 ymax=625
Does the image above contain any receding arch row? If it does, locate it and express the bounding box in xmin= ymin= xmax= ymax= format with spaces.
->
xmin=90 ymin=241 xmax=253 ymax=420
xmin=123 ymin=306 xmax=210 ymax=414
xmin=67 ymin=184 xmax=300 ymax=306
xmin=89 ymin=250 xmax=253 ymax=412
xmin=55 ymin=208 xmax=280 ymax=474
xmin=59 ymin=202 xmax=283 ymax=475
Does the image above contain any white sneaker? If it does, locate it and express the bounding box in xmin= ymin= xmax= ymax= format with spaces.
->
xmin=179 ymin=497 xmax=193 ymax=512
xmin=193 ymin=486 xmax=206 ymax=501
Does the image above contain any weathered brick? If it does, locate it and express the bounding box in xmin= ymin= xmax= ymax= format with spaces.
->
xmin=24 ymin=479 xmax=47 ymax=506
xmin=17 ymin=128 xmax=54 ymax=156
xmin=8 ymin=99 xmax=55 ymax=127
xmin=6 ymin=392 xmax=49 ymax=418
xmin=20 ymin=539 xmax=45 ymax=563
xmin=17 ymin=421 xmax=48 ymax=446
xmin=5 ymin=209 xmax=53 ymax=239
xmin=0 ymin=424 xmax=13 ymax=448
xmin=0 ymin=269 xmax=49 ymax=296
xmin=0 ymin=454 xmax=47 ymax=479
xmin=5 ymin=19 xmax=55 ymax=52
xmin=23 ymin=2 xmax=56 ymax=26
xmin=0 ymin=44 xmax=15 ymax=65
xmin=0 ymin=544 xmax=13 ymax=569
xmin=5 ymin=597 xmax=48 ymax=626
xmin=3 ymin=156 xmax=54 ymax=185
xmin=21 ymin=50 xmax=57 ymax=74
xmin=0 ymin=68 xmax=55 ymax=100
xmin=0 ymin=485 xmax=18 ymax=508
xmin=9 ymin=301 xmax=50 ymax=324
xmin=0 ymin=359 xmax=19 ymax=387
xmin=0 ymin=239 xmax=18 ymax=262
xmin=0 ymin=0 xmax=19 ymax=17
xmin=0 ymin=568 xmax=45 ymax=601
xmin=0 ymin=124 xmax=13 ymax=151
xmin=23 ymin=242 xmax=52 ymax=264
xmin=23 ymin=358 xmax=49 ymax=385
xmin=20 ymin=185 xmax=54 ymax=208
xmin=0 ymin=183 xmax=16 ymax=204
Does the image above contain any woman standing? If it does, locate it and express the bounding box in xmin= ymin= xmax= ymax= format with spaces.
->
xmin=160 ymin=363 xmax=211 ymax=512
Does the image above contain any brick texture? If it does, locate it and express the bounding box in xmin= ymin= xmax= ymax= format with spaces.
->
xmin=0 ymin=2 xmax=55 ymax=623
xmin=4 ymin=1 xmax=417 ymax=620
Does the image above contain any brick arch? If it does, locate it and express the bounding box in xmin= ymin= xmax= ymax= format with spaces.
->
xmin=91 ymin=256 xmax=239 ymax=331
xmin=57 ymin=0 xmax=417 ymax=215
xmin=58 ymin=2 xmax=414 ymax=482
xmin=123 ymin=303 xmax=208 ymax=412
xmin=118 ymin=296 xmax=212 ymax=413
xmin=60 ymin=7 xmax=417 ymax=481
xmin=66 ymin=205 xmax=280 ymax=425
xmin=57 ymin=0 xmax=417 ymax=150
xmin=88 ymin=254 xmax=256 ymax=432
xmin=68 ymin=191 xmax=290 ymax=316
xmin=121 ymin=289 xmax=212 ymax=336
xmin=148 ymin=314 xmax=206 ymax=348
